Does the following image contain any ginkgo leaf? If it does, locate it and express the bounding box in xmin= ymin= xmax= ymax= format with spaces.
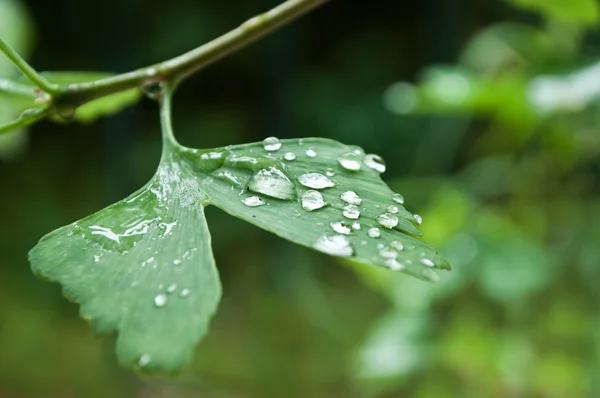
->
xmin=29 ymin=154 xmax=221 ymax=374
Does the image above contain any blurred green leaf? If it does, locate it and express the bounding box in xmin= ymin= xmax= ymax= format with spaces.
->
xmin=506 ymin=0 xmax=599 ymax=25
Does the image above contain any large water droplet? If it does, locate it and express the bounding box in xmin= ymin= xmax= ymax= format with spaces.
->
xmin=313 ymin=235 xmax=354 ymax=256
xmin=262 ymin=136 xmax=282 ymax=151
xmin=341 ymin=191 xmax=362 ymax=205
xmin=242 ymin=196 xmax=266 ymax=207
xmin=368 ymin=227 xmax=381 ymax=238
xmin=154 ymin=294 xmax=167 ymax=307
xmin=248 ymin=167 xmax=296 ymax=200
xmin=387 ymin=205 xmax=399 ymax=214
xmin=342 ymin=204 xmax=360 ymax=220
xmin=419 ymin=258 xmax=435 ymax=267
xmin=413 ymin=214 xmax=423 ymax=225
xmin=337 ymin=153 xmax=362 ymax=171
xmin=364 ymin=154 xmax=386 ymax=173
xmin=284 ymin=152 xmax=296 ymax=161
xmin=377 ymin=213 xmax=399 ymax=229
xmin=305 ymin=147 xmax=317 ymax=157
xmin=298 ymin=172 xmax=335 ymax=189
xmin=330 ymin=221 xmax=352 ymax=235
xmin=301 ymin=190 xmax=327 ymax=211
xmin=392 ymin=193 xmax=405 ymax=204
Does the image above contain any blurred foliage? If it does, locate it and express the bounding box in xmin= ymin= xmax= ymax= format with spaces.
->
xmin=1 ymin=0 xmax=599 ymax=397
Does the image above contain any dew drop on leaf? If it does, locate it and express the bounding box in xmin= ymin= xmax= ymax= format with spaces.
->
xmin=305 ymin=147 xmax=317 ymax=157
xmin=242 ymin=196 xmax=266 ymax=207
xmin=167 ymin=283 xmax=178 ymax=293
xmin=154 ymin=294 xmax=167 ymax=307
xmin=342 ymin=204 xmax=360 ymax=220
xmin=419 ymin=258 xmax=435 ymax=267
xmin=387 ymin=205 xmax=399 ymax=214
xmin=330 ymin=221 xmax=352 ymax=235
xmin=248 ymin=167 xmax=296 ymax=200
xmin=379 ymin=245 xmax=398 ymax=259
xmin=284 ymin=152 xmax=296 ymax=161
xmin=390 ymin=240 xmax=404 ymax=251
xmin=413 ymin=214 xmax=423 ymax=225
xmin=173 ymin=259 xmax=182 ymax=265
xmin=313 ymin=235 xmax=354 ymax=256
xmin=301 ymin=190 xmax=327 ymax=211
xmin=325 ymin=168 xmax=335 ymax=177
xmin=297 ymin=172 xmax=335 ymax=189
xmin=340 ymin=191 xmax=362 ymax=205
xmin=363 ymin=154 xmax=386 ymax=173
xmin=262 ymin=136 xmax=282 ymax=151
xmin=180 ymin=289 xmax=190 ymax=298
xmin=352 ymin=222 xmax=361 ymax=230
xmin=138 ymin=354 xmax=151 ymax=367
xmin=385 ymin=258 xmax=404 ymax=271
xmin=368 ymin=227 xmax=381 ymax=238
xmin=392 ymin=193 xmax=405 ymax=204
xmin=377 ymin=213 xmax=399 ymax=229
xmin=337 ymin=152 xmax=362 ymax=171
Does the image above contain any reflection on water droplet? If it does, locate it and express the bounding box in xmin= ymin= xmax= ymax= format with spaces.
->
xmin=262 ymin=136 xmax=282 ymax=151
xmin=364 ymin=154 xmax=386 ymax=173
xmin=390 ymin=240 xmax=404 ymax=251
xmin=301 ymin=190 xmax=327 ymax=211
xmin=338 ymin=153 xmax=362 ymax=171
xmin=387 ymin=205 xmax=399 ymax=214
xmin=139 ymin=354 xmax=151 ymax=367
xmin=330 ymin=221 xmax=352 ymax=235
xmin=154 ymin=294 xmax=167 ymax=307
xmin=305 ymin=147 xmax=317 ymax=157
xmin=242 ymin=196 xmax=266 ymax=207
xmin=313 ymin=235 xmax=354 ymax=256
xmin=352 ymin=222 xmax=361 ymax=230
xmin=248 ymin=167 xmax=296 ymax=200
xmin=167 ymin=283 xmax=178 ymax=293
xmin=419 ymin=258 xmax=435 ymax=267
xmin=341 ymin=191 xmax=362 ymax=205
xmin=392 ymin=193 xmax=405 ymax=204
xmin=284 ymin=152 xmax=296 ymax=161
xmin=180 ymin=289 xmax=190 ymax=298
xmin=413 ymin=214 xmax=423 ymax=225
xmin=89 ymin=225 xmax=120 ymax=243
xmin=368 ymin=227 xmax=381 ymax=238
xmin=342 ymin=204 xmax=360 ymax=220
xmin=298 ymin=173 xmax=335 ymax=189
xmin=377 ymin=213 xmax=399 ymax=229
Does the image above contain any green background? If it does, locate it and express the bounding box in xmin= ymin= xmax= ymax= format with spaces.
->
xmin=1 ymin=0 xmax=599 ymax=397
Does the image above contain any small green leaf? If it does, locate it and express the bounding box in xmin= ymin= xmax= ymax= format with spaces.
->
xmin=29 ymin=155 xmax=221 ymax=374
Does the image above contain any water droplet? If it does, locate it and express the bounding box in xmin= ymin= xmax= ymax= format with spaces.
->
xmin=248 ymin=167 xmax=296 ymax=200
xmin=140 ymin=257 xmax=156 ymax=267
xmin=337 ymin=153 xmax=362 ymax=171
xmin=385 ymin=258 xmax=404 ymax=271
xmin=379 ymin=246 xmax=398 ymax=259
xmin=419 ymin=258 xmax=435 ymax=267
xmin=262 ymin=136 xmax=282 ymax=151
xmin=422 ymin=268 xmax=440 ymax=282
xmin=242 ymin=196 xmax=266 ymax=207
xmin=392 ymin=193 xmax=405 ymax=204
xmin=330 ymin=221 xmax=352 ymax=235
xmin=139 ymin=354 xmax=151 ymax=367
xmin=298 ymin=173 xmax=335 ymax=189
xmin=368 ymin=227 xmax=381 ymax=238
xmin=342 ymin=204 xmax=360 ymax=220
xmin=142 ymin=81 xmax=164 ymax=100
xmin=341 ymin=191 xmax=362 ymax=205
xmin=301 ymin=190 xmax=327 ymax=211
xmin=89 ymin=225 xmax=120 ymax=243
xmin=390 ymin=240 xmax=404 ymax=251
xmin=305 ymin=147 xmax=317 ymax=157
xmin=167 ymin=283 xmax=178 ymax=293
xmin=284 ymin=152 xmax=296 ymax=161
xmin=352 ymin=222 xmax=361 ymax=230
xmin=413 ymin=214 xmax=423 ymax=225
xmin=325 ymin=168 xmax=335 ymax=177
xmin=93 ymin=255 xmax=100 ymax=263
xmin=154 ymin=294 xmax=167 ymax=307
xmin=313 ymin=235 xmax=354 ymax=256
xmin=387 ymin=205 xmax=399 ymax=214
xmin=180 ymin=288 xmax=190 ymax=298
xmin=364 ymin=154 xmax=386 ymax=173
xmin=377 ymin=213 xmax=399 ymax=229
xmin=173 ymin=259 xmax=182 ymax=265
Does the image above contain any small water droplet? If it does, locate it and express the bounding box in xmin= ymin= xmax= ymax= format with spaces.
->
xmin=413 ymin=214 xmax=423 ymax=225
xmin=167 ymin=283 xmax=178 ymax=293
xmin=364 ymin=154 xmax=386 ymax=173
xmin=139 ymin=354 xmax=151 ymax=367
xmin=313 ymin=235 xmax=354 ymax=256
xmin=262 ymin=136 xmax=282 ymax=151
xmin=342 ymin=204 xmax=360 ymax=220
xmin=368 ymin=227 xmax=381 ymax=238
xmin=284 ymin=152 xmax=296 ymax=161
xmin=180 ymin=288 xmax=190 ymax=298
xmin=419 ymin=258 xmax=435 ymax=267
xmin=387 ymin=205 xmax=399 ymax=214
xmin=390 ymin=240 xmax=404 ymax=251
xmin=154 ymin=294 xmax=167 ymax=307
xmin=330 ymin=221 xmax=352 ymax=235
xmin=142 ymin=81 xmax=164 ymax=100
xmin=385 ymin=258 xmax=404 ymax=271
xmin=242 ymin=196 xmax=266 ymax=207
xmin=379 ymin=246 xmax=398 ymax=259
xmin=298 ymin=173 xmax=335 ymax=189
xmin=341 ymin=191 xmax=362 ymax=205
xmin=173 ymin=259 xmax=182 ymax=265
xmin=248 ymin=167 xmax=296 ymax=200
xmin=93 ymin=255 xmax=100 ymax=263
xmin=392 ymin=193 xmax=405 ymax=204
xmin=301 ymin=190 xmax=327 ymax=211
xmin=352 ymin=222 xmax=361 ymax=230
xmin=305 ymin=147 xmax=317 ymax=157
xmin=377 ymin=213 xmax=399 ymax=229
xmin=337 ymin=153 xmax=362 ymax=171
xmin=325 ymin=168 xmax=336 ymax=177
xmin=422 ymin=268 xmax=440 ymax=282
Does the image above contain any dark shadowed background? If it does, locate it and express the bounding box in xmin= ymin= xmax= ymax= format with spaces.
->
xmin=1 ymin=0 xmax=599 ymax=397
